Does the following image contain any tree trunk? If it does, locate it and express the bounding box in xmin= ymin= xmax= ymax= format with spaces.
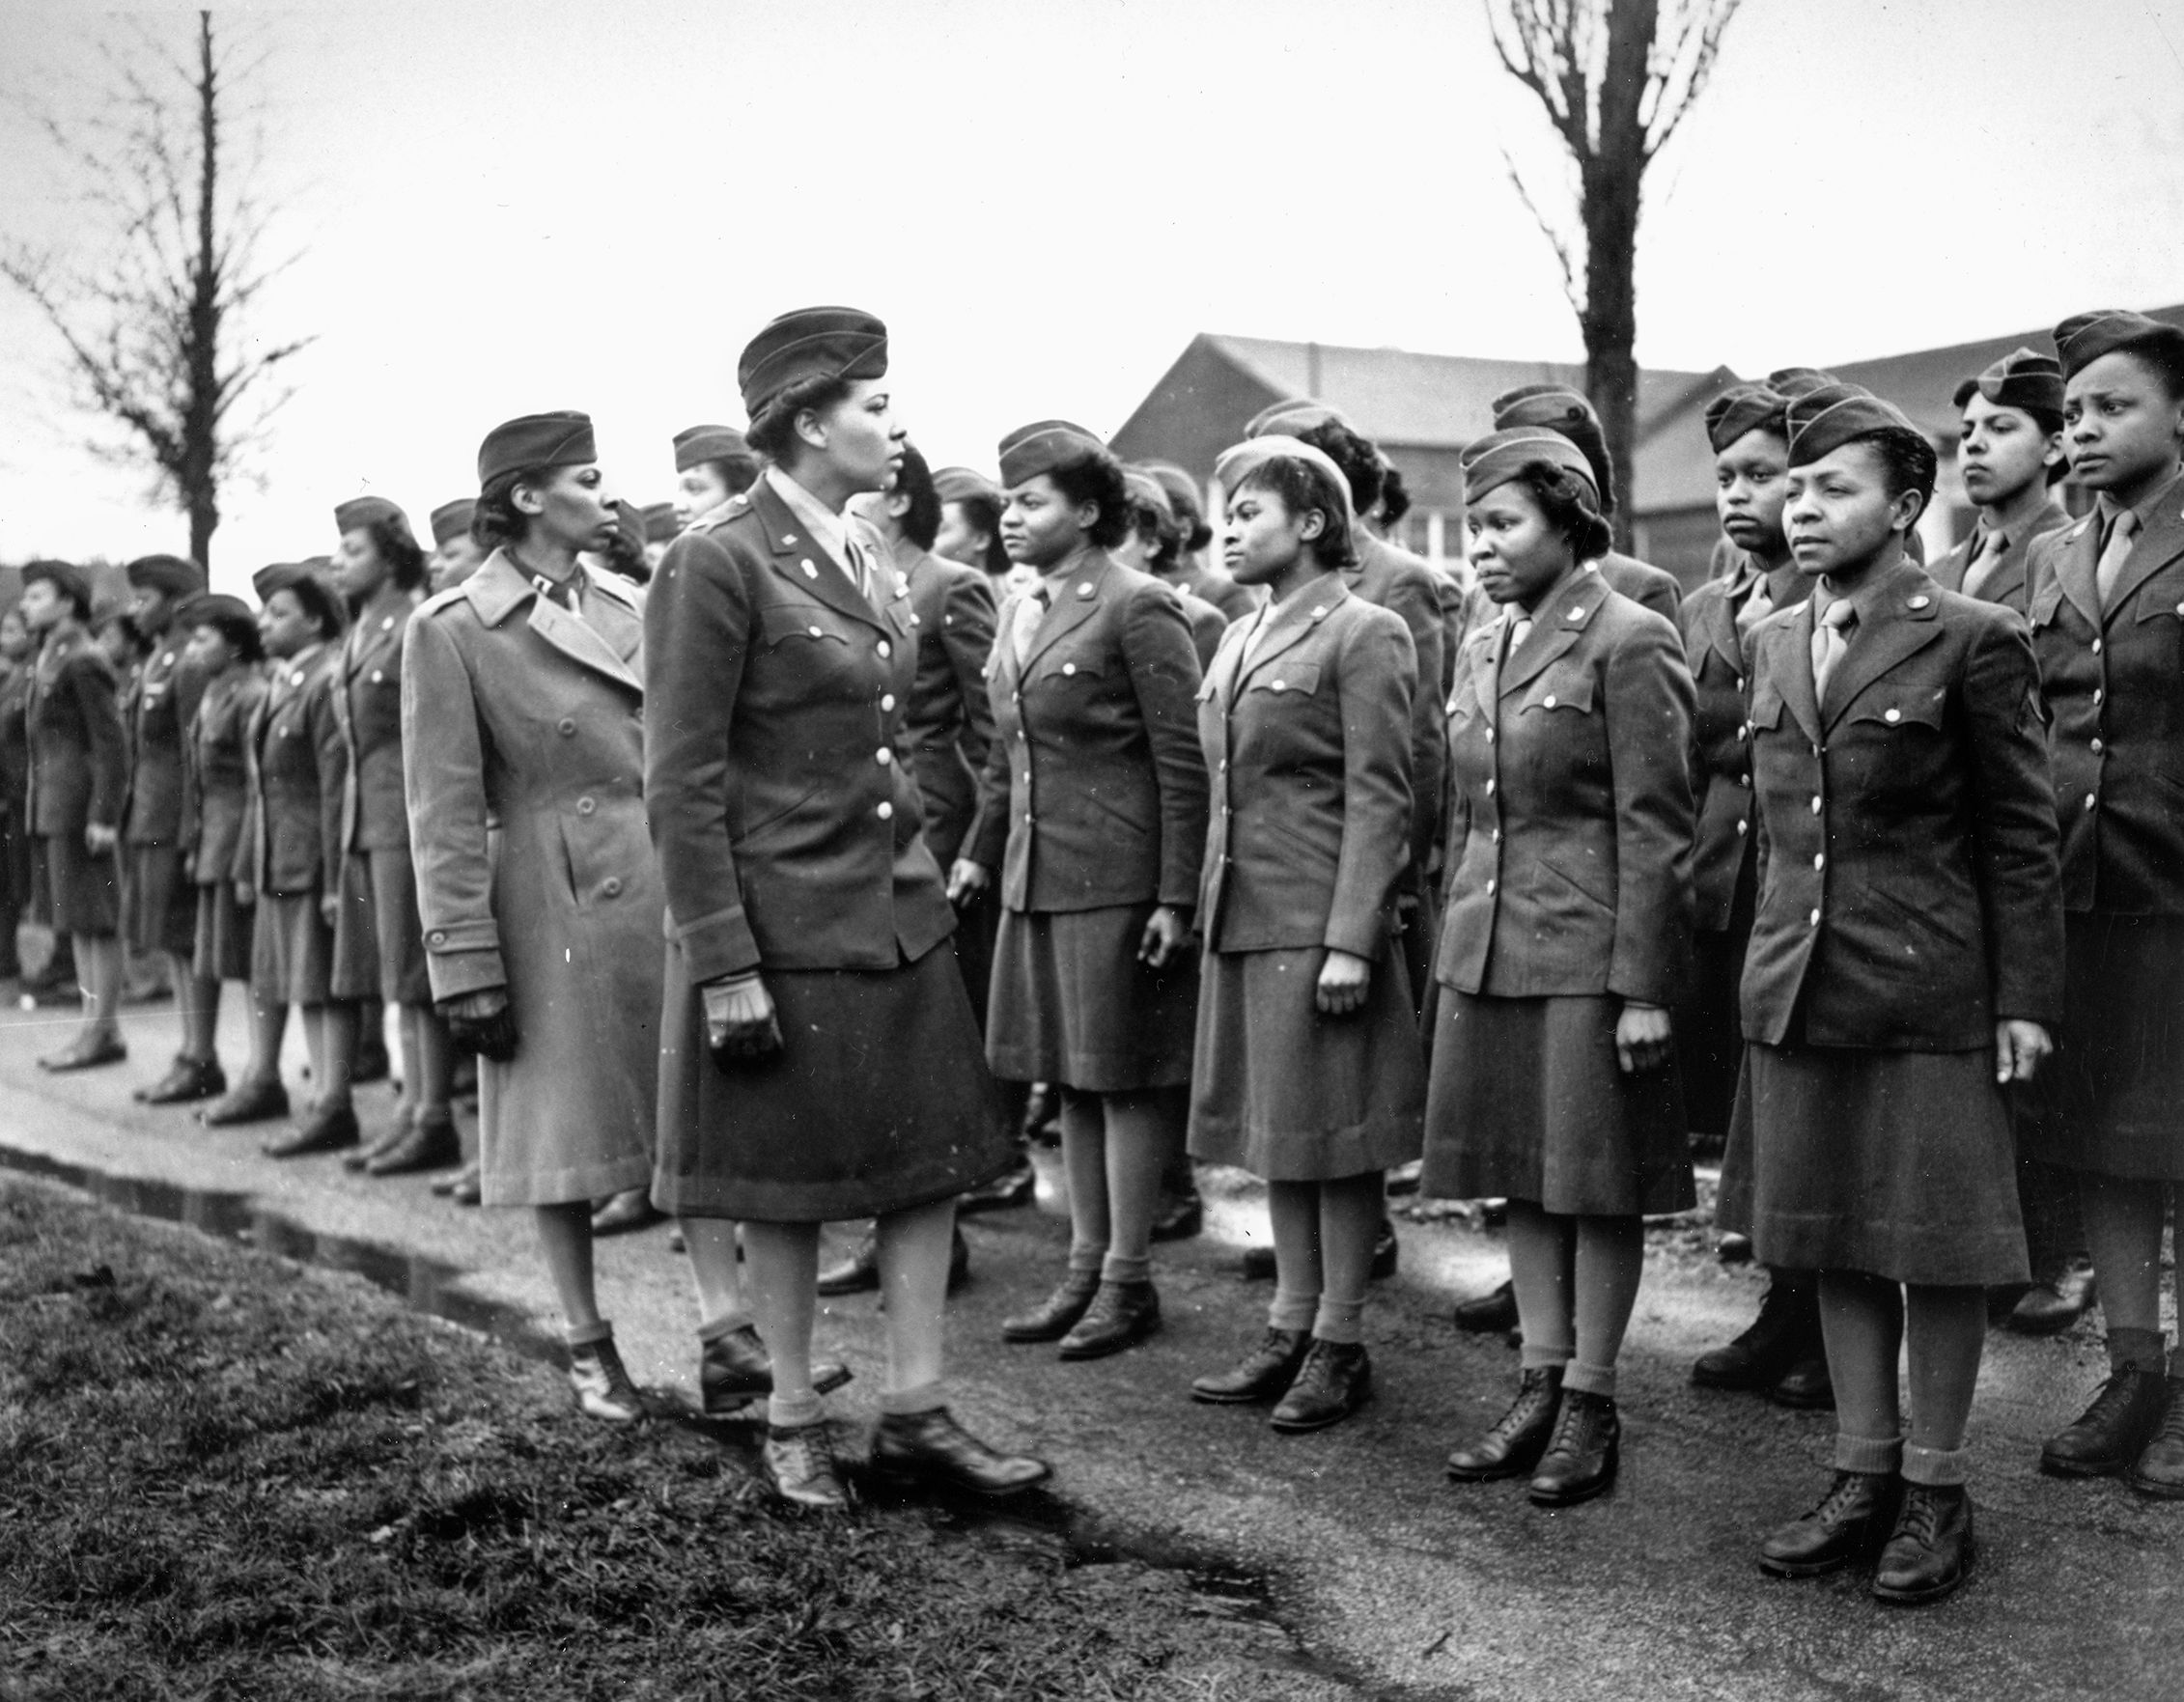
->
xmin=184 ymin=10 xmax=222 ymax=570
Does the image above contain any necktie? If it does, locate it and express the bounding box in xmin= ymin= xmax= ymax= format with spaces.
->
xmin=1011 ymin=584 xmax=1050 ymax=665
xmin=2095 ymin=511 xmax=2140 ymax=610
xmin=529 ymin=566 xmax=585 ymax=612
xmin=1959 ymin=528 xmax=2007 ymax=600
xmin=1735 ymin=575 xmax=1774 ymax=640
xmin=844 ymin=534 xmax=881 ymax=613
xmin=1241 ymin=604 xmax=1276 ymax=667
xmin=1811 ymin=599 xmax=1856 ymax=707
xmin=1504 ymin=615 xmax=1533 ymax=661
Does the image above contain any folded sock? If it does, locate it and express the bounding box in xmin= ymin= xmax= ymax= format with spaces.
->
xmin=1902 ymin=1442 xmax=1969 ymax=1488
xmin=1101 ymin=1252 xmax=1152 ymax=1285
xmin=1519 ymin=1340 xmax=1575 ymax=1374
xmin=2108 ymin=1326 xmax=2167 ymax=1373
xmin=1269 ymin=1288 xmax=1318 ymax=1333
xmin=1311 ymin=1299 xmax=1365 ymax=1345
xmin=1066 ymin=1245 xmax=1106 ymax=1278
xmin=767 ymin=1391 xmax=823 ymax=1431
xmin=1832 ymin=1432 xmax=1904 ymax=1476
xmin=1561 ymin=1360 xmax=1617 ymax=1400
xmin=879 ymin=1381 xmax=947 ymax=1417
xmin=565 ymin=1318 xmax=613 ymax=1349
xmin=697 ymin=1311 xmax=752 ymax=1344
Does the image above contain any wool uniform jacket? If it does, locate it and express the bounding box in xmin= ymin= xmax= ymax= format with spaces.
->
xmin=188 ymin=667 xmax=267 ymax=888
xmin=891 ymin=542 xmax=998 ymax=868
xmin=1438 ymin=570 xmax=1694 ymax=1005
xmin=243 ymin=643 xmax=346 ymax=898
xmin=122 ymin=627 xmax=206 ymax=849
xmin=1678 ymin=555 xmax=1810 ymax=935
xmin=646 ymin=481 xmax=955 ymax=982
xmin=1601 ymin=550 xmax=1684 ymax=624
xmin=1171 ymin=580 xmax=1230 ymax=671
xmin=2026 ymin=480 xmax=2184 ymax=915
xmin=1349 ymin=532 xmax=1448 ymax=878
xmin=0 ymin=664 xmax=28 ymax=827
xmin=1739 ymin=563 xmax=2061 ymax=1049
xmin=1181 ymin=561 xmax=1259 ymax=623
xmin=966 ymin=550 xmax=1209 ymax=916
xmin=1931 ymin=497 xmax=2071 ymax=615
xmin=26 ymin=629 xmax=127 ymax=842
xmin=1194 ymin=579 xmax=1415 ymax=957
xmin=333 ymin=591 xmax=422 ymax=855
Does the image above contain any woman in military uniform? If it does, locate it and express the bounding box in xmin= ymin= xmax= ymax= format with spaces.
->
xmin=932 ymin=465 xmax=1014 ymax=586
xmin=1187 ymin=438 xmax=1421 ymax=1433
xmin=1738 ymin=386 xmax=2060 ymax=1603
xmin=1429 ymin=432 xmax=1695 ymax=1509
xmin=951 ymin=419 xmax=1209 ymax=1364
xmin=0 ymin=606 xmax=35 ymax=983
xmin=18 ymin=560 xmax=128 ymax=1069
xmin=671 ymin=424 xmax=761 ymax=526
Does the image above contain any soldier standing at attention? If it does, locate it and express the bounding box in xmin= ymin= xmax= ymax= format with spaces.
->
xmin=19 ymin=560 xmax=128 ymax=1070
xmin=2026 ymin=310 xmax=2184 ymax=1499
xmin=426 ymin=500 xmax=488 ymax=596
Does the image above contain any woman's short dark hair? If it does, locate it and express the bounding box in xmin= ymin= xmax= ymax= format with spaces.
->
xmin=1508 ymin=460 xmax=1614 ymax=561
xmin=1293 ymin=420 xmax=1386 ymax=518
xmin=98 ymin=607 xmax=146 ymax=656
xmin=1852 ymin=428 xmax=1940 ymax=526
xmin=275 ymin=576 xmax=346 ymax=642
xmin=193 ymin=604 xmax=264 ymax=663
xmin=2017 ymin=405 xmax=2070 ymax=486
xmin=1378 ymin=462 xmax=1413 ymax=527
xmin=698 ymin=453 xmax=761 ymax=493
xmin=894 ymin=446 xmax=943 ymax=552
xmin=360 ymin=514 xmax=428 ymax=593
xmin=472 ymin=469 xmax=529 ymax=548
xmin=1235 ymin=453 xmax=1358 ymax=571
xmin=949 ymin=491 xmax=1011 ymax=578
xmin=745 ymin=373 xmax=855 ymax=465
xmin=1124 ymin=484 xmax=1183 ymax=572
xmin=1049 ymin=451 xmax=1132 ymax=550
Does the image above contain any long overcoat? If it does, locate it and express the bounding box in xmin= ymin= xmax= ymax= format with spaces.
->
xmin=403 ymin=553 xmax=661 ymax=1207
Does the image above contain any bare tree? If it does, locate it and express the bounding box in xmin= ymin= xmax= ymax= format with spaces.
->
xmin=1487 ymin=0 xmax=1741 ymax=547
xmin=2 ymin=11 xmax=310 ymax=570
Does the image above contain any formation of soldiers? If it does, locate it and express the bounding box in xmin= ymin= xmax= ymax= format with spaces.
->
xmin=2 ymin=300 xmax=2180 ymax=1608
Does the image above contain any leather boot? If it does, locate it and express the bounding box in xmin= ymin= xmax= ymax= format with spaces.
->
xmin=1759 ymin=1470 xmax=1902 ymax=1577
xmin=262 ymin=1102 xmax=359 ymax=1159
xmin=1454 ymin=1279 xmax=1518 ymax=1334
xmin=819 ymin=1227 xmax=969 ymax=1297
xmin=1191 ymin=1328 xmax=1311 ymax=1405
xmin=1446 ymin=1366 xmax=1564 ymax=1482
xmin=1151 ymin=1177 xmax=1204 ymax=1242
xmin=959 ymin=1154 xmax=1035 ymax=1214
xmin=39 ymin=1032 xmax=126 ymax=1072
xmin=1370 ymin=1216 xmax=1399 ymax=1281
xmin=1271 ymin=1339 xmax=1372 ymax=1434
xmin=345 ymin=1114 xmax=414 ymax=1172
xmin=353 ymin=1026 xmax=392 ymax=1085
xmin=1057 ymin=1279 xmax=1161 ymax=1360
xmin=2005 ymin=1257 xmax=2097 ymax=1338
xmin=2040 ymin=1364 xmax=2169 ymax=1476
xmin=1769 ymin=1353 xmax=1835 ymax=1410
xmin=199 ymin=1075 xmax=290 ymax=1127
xmin=763 ymin=1421 xmax=850 ymax=1509
xmin=1692 ymin=1271 xmax=1820 ymax=1390
xmin=1872 ymin=1482 xmax=1974 ymax=1604
xmin=1001 ymin=1271 xmax=1100 ymax=1343
xmin=2125 ymin=1380 xmax=2184 ymax=1500
xmin=698 ymin=1325 xmax=850 ymax=1418
xmin=136 ymin=1054 xmax=226 ymax=1105
xmin=568 ymin=1334 xmax=645 ymax=1424
xmin=368 ymin=1112 xmax=462 ymax=1177
xmin=449 ymin=1162 xmax=482 ymax=1207
xmin=1528 ymin=1387 xmax=1620 ymax=1507
xmin=869 ymin=1406 xmax=1050 ymax=1497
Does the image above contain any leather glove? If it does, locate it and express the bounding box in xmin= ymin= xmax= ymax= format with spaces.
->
xmin=439 ymin=987 xmax=518 ymax=1061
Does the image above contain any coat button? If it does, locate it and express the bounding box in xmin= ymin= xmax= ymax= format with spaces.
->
xmin=1486 ymin=878 xmax=1498 ymax=895
xmin=2093 ymin=687 xmax=2105 ymax=707
xmin=1485 ymin=778 xmax=1497 ymax=795
xmin=1485 ymin=728 xmax=1495 ymax=742
xmin=1736 ymin=724 xmax=1749 ymax=741
xmin=1735 ymin=676 xmax=1746 ymax=690
xmin=430 ymin=930 xmax=446 ymax=944
xmin=1813 ymin=852 xmax=1825 ymax=871
xmin=2086 ymin=792 xmax=2097 ymax=810
xmin=1808 ymin=907 xmax=1822 ymax=927
xmin=1908 ymin=595 xmax=1930 ymax=610
xmin=881 ymin=693 xmax=896 ymax=711
xmin=878 ymin=801 xmax=894 ymax=821
xmin=876 ymin=748 xmax=892 ymax=766
xmin=1023 ymin=812 xmax=1034 ymax=825
xmin=371 ymin=670 xmax=385 ymax=684
xmin=1078 ymin=582 xmax=1094 ymax=598
xmin=2092 ymin=638 xmax=2103 ymax=656
xmin=877 ymin=641 xmax=891 ymax=657
xmin=602 ymin=877 xmax=622 ymax=897
xmin=577 ymin=796 xmax=596 ymax=815
xmin=1735 ymin=819 xmax=1748 ymax=836
xmin=1062 ymin=662 xmax=1077 ymax=677
xmin=557 ymin=717 xmax=575 ymax=736
xmin=1738 ymin=774 xmax=1750 ymax=789
xmin=1273 ymin=680 xmax=1288 ymax=692
xmin=1491 ymin=827 xmax=1501 ymax=844
xmin=2090 ymin=737 xmax=2104 ymax=753
xmin=801 ymin=559 xmax=818 ymax=577
xmin=809 ymin=625 xmax=825 ymax=638
xmin=1884 ymin=708 xmax=1901 ymax=724
xmin=1542 ymin=694 xmax=1556 ymax=709
xmin=1810 ymin=796 xmax=1822 ymax=814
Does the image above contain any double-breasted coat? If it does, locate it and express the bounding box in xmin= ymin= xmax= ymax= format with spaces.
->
xmin=1189 ymin=578 xmax=1424 ymax=1178
xmin=1929 ymin=497 xmax=2071 ymax=614
xmin=1423 ymin=569 xmax=1696 ymax=1214
xmin=895 ymin=542 xmax=997 ymax=868
xmin=332 ymin=589 xmax=430 ymax=1004
xmin=644 ymin=478 xmax=1008 ymax=1221
xmin=27 ymin=628 xmax=127 ymax=936
xmin=403 ymin=553 xmax=660 ymax=1209
xmin=2023 ymin=472 xmax=2184 ymax=1181
xmin=1728 ymin=562 xmax=2061 ymax=1283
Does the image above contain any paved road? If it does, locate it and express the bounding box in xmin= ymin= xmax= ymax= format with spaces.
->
xmin=3 ymin=987 xmax=2178 ymax=1700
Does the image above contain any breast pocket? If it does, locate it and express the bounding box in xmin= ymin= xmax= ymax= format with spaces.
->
xmin=759 ymin=603 xmax=855 ymax=653
xmin=1038 ymin=650 xmax=1106 ymax=684
xmin=1245 ymin=660 xmax=1322 ymax=701
xmin=1747 ymin=684 xmax=1785 ymax=734
xmin=1847 ymin=688 xmax=1946 ymax=735
xmin=1515 ymin=668 xmax=1595 ymax=718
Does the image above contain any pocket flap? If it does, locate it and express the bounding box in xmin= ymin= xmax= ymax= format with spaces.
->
xmin=1246 ymin=661 xmax=1321 ymax=696
xmin=759 ymin=603 xmax=851 ymax=648
xmin=1748 ymin=682 xmax=1786 ymax=730
xmin=1517 ymin=669 xmax=1594 ymax=715
xmin=1849 ymin=688 xmax=1946 ymax=730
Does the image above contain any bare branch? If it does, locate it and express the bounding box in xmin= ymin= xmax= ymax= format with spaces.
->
xmin=1501 ymin=150 xmax=1583 ymax=318
xmin=1642 ymin=0 xmax=1743 ymax=158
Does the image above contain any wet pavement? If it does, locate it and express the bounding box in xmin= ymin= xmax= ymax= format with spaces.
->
xmin=3 ymin=981 xmax=2179 ymax=1701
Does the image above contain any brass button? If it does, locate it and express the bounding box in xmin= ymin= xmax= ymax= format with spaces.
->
xmin=877 ymin=641 xmax=891 ymax=658
xmin=1486 ymin=878 xmax=1498 ymax=895
xmin=558 ymin=717 xmax=576 ymax=736
xmin=808 ymin=625 xmax=824 ymax=638
xmin=876 ymin=748 xmax=892 ymax=767
xmin=577 ymin=796 xmax=596 ymax=816
xmin=1813 ymin=852 xmax=1825 ymax=871
xmin=1542 ymin=694 xmax=1556 ymax=709
xmin=881 ymin=694 xmax=896 ymax=711
xmin=1808 ymin=907 xmax=1822 ymax=927
xmin=1485 ymin=778 xmax=1497 ymax=795
xmin=877 ymin=801 xmax=894 ymax=821
xmin=2090 ymin=738 xmax=2104 ymax=753
xmin=1735 ymin=820 xmax=1747 ymax=836
xmin=602 ymin=877 xmax=623 ymax=897
xmin=1810 ymin=796 xmax=1822 ymax=814
xmin=2092 ymin=638 xmax=2103 ymax=656
xmin=1062 ymin=662 xmax=1077 ymax=677
xmin=1884 ymin=708 xmax=1901 ymax=724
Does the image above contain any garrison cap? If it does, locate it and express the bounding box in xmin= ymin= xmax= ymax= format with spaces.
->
xmin=1213 ymin=435 xmax=1360 ymax=529
xmin=252 ymin=561 xmax=346 ymax=635
xmin=1245 ymin=398 xmax=1354 ymax=439
xmin=641 ymin=501 xmax=681 ymax=544
xmin=673 ymin=423 xmax=752 ymax=472
xmin=429 ymin=499 xmax=476 ymax=547
xmin=1704 ymin=383 xmax=1790 ymax=454
xmin=738 ymin=306 xmax=888 ymax=421
xmin=2053 ymin=309 xmax=2184 ymax=381
xmin=1766 ymin=367 xmax=1838 ymax=400
xmin=1784 ymin=384 xmax=1922 ymax=467
xmin=1953 ymin=348 xmax=2065 ymax=415
xmin=184 ymin=592 xmax=264 ymax=658
xmin=933 ymin=466 xmax=1003 ymax=508
xmin=997 ymin=419 xmax=1107 ymax=488
xmin=124 ymin=552 xmax=207 ymax=597
xmin=1136 ymin=460 xmax=1211 ymax=550
xmin=477 ymin=411 xmax=596 ymax=488
xmin=333 ymin=495 xmax=408 ymax=536
xmin=21 ymin=558 xmax=94 ymax=613
xmin=1122 ymin=470 xmax=1175 ymax=521
xmin=1458 ymin=428 xmax=1599 ymax=508
xmin=1491 ymin=383 xmax=1613 ymax=512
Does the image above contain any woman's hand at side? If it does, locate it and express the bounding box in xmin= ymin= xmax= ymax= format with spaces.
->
xmin=1316 ymin=948 xmax=1372 ymax=1016
xmin=1614 ymin=1000 xmax=1673 ymax=1074
xmin=440 ymin=987 xmax=518 ymax=1061
xmin=1995 ymin=1018 xmax=2053 ymax=1085
xmin=1138 ymin=905 xmax=1192 ymax=970
xmin=945 ymin=858 xmax=991 ymax=907
xmin=703 ymin=972 xmax=782 ymax=1066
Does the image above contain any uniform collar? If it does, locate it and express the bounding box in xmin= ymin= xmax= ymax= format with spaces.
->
xmin=765 ymin=464 xmax=854 ymax=565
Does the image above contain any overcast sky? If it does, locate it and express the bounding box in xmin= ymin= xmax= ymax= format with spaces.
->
xmin=3 ymin=0 xmax=2182 ymax=589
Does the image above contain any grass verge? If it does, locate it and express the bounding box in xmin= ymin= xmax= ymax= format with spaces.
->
xmin=0 ymin=1178 xmax=1335 ymax=1700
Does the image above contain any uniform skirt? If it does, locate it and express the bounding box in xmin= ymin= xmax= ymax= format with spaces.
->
xmin=1421 ymin=991 xmax=1694 ymax=1216
xmin=1729 ymin=1039 xmax=2028 ymax=1287
xmin=192 ymin=881 xmax=253 ymax=984
xmin=986 ymin=902 xmax=1198 ymax=1092
xmin=1189 ymin=942 xmax=1425 ymax=1181
xmin=34 ymin=834 xmax=120 ymax=937
xmin=653 ymin=937 xmax=1014 ymax=1223
xmin=365 ymin=843 xmax=432 ymax=1007
xmin=2028 ymin=913 xmax=2184 ymax=1183
xmin=250 ymin=890 xmax=334 ymax=1006
xmin=122 ymin=843 xmax=195 ymax=956
xmin=326 ymin=854 xmax=379 ymax=1003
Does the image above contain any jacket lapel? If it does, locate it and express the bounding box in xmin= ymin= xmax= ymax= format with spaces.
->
xmin=1499 ymin=568 xmax=1608 ymax=696
xmin=750 ymin=480 xmax=886 ymax=634
xmin=1022 ymin=551 xmax=1111 ymax=672
xmin=1822 ymin=567 xmax=1944 ymax=727
xmin=1769 ymin=607 xmax=1822 ymax=743
xmin=2103 ymin=490 xmax=2184 ymax=624
xmin=1234 ymin=576 xmax=1346 ymax=687
xmin=463 ymin=553 xmax=641 ymax=695
xmin=2050 ymin=515 xmax=2103 ymax=629
xmin=1704 ymin=559 xmax=1756 ymax=675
